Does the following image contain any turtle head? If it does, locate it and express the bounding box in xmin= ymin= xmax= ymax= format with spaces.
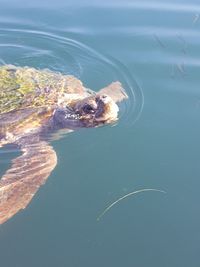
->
xmin=74 ymin=94 xmax=119 ymax=126
xmin=53 ymin=94 xmax=119 ymax=129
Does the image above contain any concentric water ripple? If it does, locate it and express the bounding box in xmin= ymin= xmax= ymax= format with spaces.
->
xmin=0 ymin=28 xmax=143 ymax=126
xmin=0 ymin=27 xmax=144 ymax=166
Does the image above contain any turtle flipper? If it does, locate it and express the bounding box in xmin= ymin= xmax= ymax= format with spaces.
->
xmin=98 ymin=81 xmax=128 ymax=103
xmin=0 ymin=140 xmax=57 ymax=224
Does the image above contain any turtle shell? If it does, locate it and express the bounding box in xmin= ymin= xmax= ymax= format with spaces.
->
xmin=0 ymin=65 xmax=85 ymax=115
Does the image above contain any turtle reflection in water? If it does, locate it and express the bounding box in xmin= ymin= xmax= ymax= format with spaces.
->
xmin=0 ymin=65 xmax=128 ymax=224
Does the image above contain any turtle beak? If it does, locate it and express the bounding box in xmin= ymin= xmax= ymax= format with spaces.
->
xmin=94 ymin=95 xmax=119 ymax=123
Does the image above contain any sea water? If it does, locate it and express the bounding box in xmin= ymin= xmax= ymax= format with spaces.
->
xmin=0 ymin=0 xmax=200 ymax=266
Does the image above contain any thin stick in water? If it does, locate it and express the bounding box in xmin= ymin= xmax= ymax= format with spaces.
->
xmin=97 ymin=188 xmax=166 ymax=221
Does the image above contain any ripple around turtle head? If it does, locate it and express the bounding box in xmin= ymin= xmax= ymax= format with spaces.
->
xmin=0 ymin=27 xmax=143 ymax=128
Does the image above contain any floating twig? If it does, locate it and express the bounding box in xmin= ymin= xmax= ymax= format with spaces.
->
xmin=153 ymin=34 xmax=166 ymax=49
xmin=193 ymin=14 xmax=200 ymax=24
xmin=177 ymin=62 xmax=186 ymax=75
xmin=176 ymin=34 xmax=187 ymax=54
xmin=171 ymin=62 xmax=186 ymax=78
xmin=97 ymin=188 xmax=166 ymax=221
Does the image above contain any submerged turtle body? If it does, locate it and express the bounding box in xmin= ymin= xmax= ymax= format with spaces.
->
xmin=0 ymin=65 xmax=128 ymax=224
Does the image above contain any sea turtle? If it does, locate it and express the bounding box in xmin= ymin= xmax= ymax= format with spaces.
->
xmin=0 ymin=65 xmax=127 ymax=224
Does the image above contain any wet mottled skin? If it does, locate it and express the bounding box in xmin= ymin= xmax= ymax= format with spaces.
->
xmin=0 ymin=65 xmax=127 ymax=224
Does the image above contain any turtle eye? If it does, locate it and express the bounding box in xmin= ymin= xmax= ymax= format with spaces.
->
xmin=83 ymin=104 xmax=95 ymax=114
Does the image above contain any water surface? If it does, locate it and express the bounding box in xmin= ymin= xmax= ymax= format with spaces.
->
xmin=0 ymin=0 xmax=200 ymax=266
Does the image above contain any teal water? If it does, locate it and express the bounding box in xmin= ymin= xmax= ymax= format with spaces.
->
xmin=1 ymin=0 xmax=200 ymax=266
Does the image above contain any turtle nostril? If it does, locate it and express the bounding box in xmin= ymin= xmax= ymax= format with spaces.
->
xmin=83 ymin=104 xmax=94 ymax=114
